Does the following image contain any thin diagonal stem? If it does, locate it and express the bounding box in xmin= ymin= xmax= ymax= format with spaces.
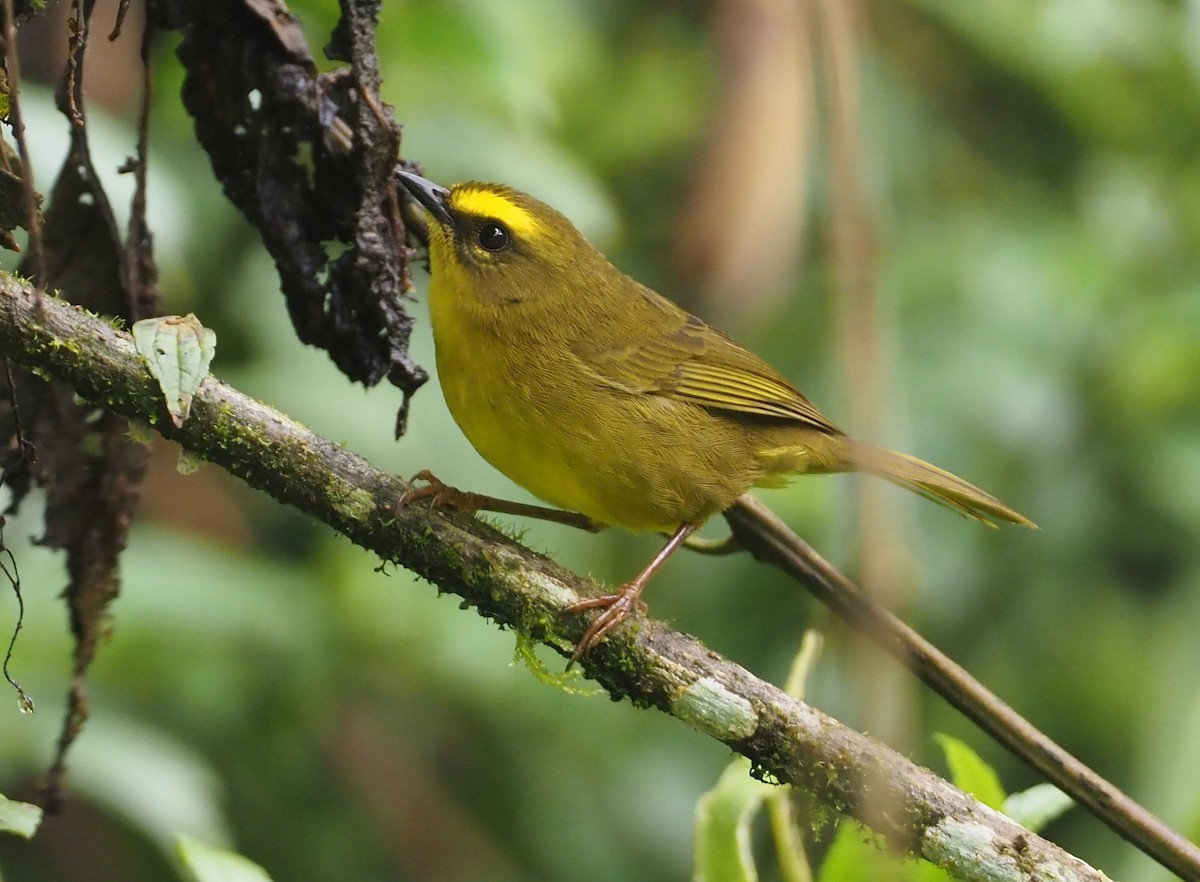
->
xmin=725 ymin=493 xmax=1200 ymax=882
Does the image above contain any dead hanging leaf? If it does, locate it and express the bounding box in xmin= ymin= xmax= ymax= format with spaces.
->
xmin=15 ymin=133 xmax=152 ymax=808
xmin=166 ymin=0 xmax=428 ymax=436
xmin=132 ymin=315 xmax=216 ymax=428
xmin=0 ymin=0 xmax=159 ymax=810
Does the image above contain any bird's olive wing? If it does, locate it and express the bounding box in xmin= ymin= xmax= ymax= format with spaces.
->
xmin=573 ymin=301 xmax=841 ymax=434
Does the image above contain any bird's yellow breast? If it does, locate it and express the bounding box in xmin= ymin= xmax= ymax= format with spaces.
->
xmin=428 ymin=270 xmax=615 ymax=525
xmin=427 ymin=269 xmax=753 ymax=532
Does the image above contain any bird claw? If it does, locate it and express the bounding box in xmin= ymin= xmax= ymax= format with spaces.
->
xmin=396 ymin=470 xmax=483 ymax=517
xmin=396 ymin=472 xmax=484 ymax=520
xmin=565 ymin=588 xmax=647 ymax=667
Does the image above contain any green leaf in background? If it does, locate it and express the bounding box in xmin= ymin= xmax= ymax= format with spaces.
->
xmin=1004 ymin=783 xmax=1075 ymax=833
xmin=132 ymin=314 xmax=216 ymax=428
xmin=818 ymin=819 xmax=962 ymax=882
xmin=0 ymin=792 xmax=43 ymax=838
xmin=176 ymin=834 xmax=273 ymax=882
xmin=692 ymin=757 xmax=775 ymax=882
xmin=933 ymin=734 xmax=1007 ymax=811
xmin=6 ymin=2 xmax=1200 ymax=880
xmin=818 ymin=821 xmax=917 ymax=882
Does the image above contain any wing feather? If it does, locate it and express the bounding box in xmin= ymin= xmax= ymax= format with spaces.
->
xmin=572 ymin=288 xmax=841 ymax=434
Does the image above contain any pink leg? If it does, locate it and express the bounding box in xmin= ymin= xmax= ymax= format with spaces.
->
xmin=566 ymin=523 xmax=697 ymax=666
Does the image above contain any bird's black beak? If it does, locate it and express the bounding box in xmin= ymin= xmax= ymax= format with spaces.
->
xmin=397 ymin=170 xmax=454 ymax=228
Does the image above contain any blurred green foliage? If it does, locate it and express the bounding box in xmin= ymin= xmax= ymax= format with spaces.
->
xmin=2 ymin=1 xmax=1200 ymax=880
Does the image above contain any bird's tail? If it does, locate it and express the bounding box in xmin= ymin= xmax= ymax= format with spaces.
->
xmin=838 ymin=439 xmax=1036 ymax=528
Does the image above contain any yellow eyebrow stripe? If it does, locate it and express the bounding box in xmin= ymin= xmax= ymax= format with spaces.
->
xmin=450 ymin=186 xmax=545 ymax=240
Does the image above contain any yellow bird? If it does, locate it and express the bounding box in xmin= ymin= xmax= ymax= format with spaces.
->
xmin=398 ymin=171 xmax=1033 ymax=662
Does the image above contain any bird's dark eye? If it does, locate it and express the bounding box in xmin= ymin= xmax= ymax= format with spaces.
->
xmin=476 ymin=222 xmax=511 ymax=253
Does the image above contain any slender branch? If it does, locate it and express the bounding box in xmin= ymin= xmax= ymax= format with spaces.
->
xmin=0 ymin=275 xmax=1116 ymax=882
xmin=725 ymin=496 xmax=1200 ymax=882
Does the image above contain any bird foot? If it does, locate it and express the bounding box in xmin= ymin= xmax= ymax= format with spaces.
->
xmin=396 ymin=470 xmax=485 ymax=517
xmin=565 ymin=587 xmax=648 ymax=667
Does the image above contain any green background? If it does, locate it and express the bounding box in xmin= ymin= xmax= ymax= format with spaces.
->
xmin=2 ymin=1 xmax=1199 ymax=879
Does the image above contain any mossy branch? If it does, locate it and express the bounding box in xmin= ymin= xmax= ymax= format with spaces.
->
xmin=0 ymin=275 xmax=1114 ymax=882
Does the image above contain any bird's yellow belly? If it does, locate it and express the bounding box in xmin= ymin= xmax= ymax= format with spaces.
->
xmin=431 ymin=302 xmax=750 ymax=532
xmin=436 ymin=348 xmax=633 ymax=526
